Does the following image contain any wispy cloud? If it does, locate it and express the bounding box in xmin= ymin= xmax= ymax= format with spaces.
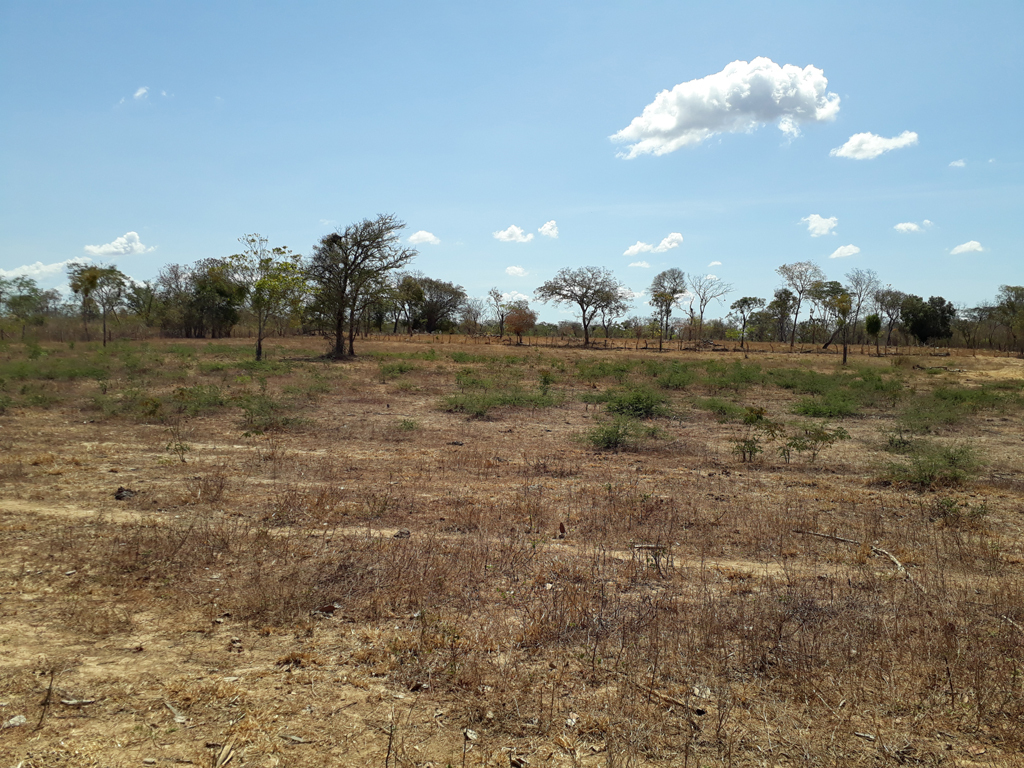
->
xmin=829 ymin=244 xmax=860 ymax=259
xmin=830 ymin=131 xmax=918 ymax=160
xmin=611 ymin=57 xmax=839 ymax=158
xmin=539 ymin=220 xmax=558 ymax=239
xmin=0 ymin=258 xmax=89 ymax=280
xmin=408 ymin=230 xmax=440 ymax=245
xmin=623 ymin=232 xmax=683 ymax=257
xmin=708 ymin=261 xmax=722 ymax=267
xmin=628 ymin=261 xmax=651 ymax=268
xmin=133 ymin=86 xmax=149 ymax=100
xmin=894 ymin=222 xmax=921 ymax=233
xmin=493 ymin=225 xmax=533 ymax=243
xmin=801 ymin=214 xmax=837 ymax=237
xmin=951 ymin=240 xmax=983 ymax=255
xmin=949 ymin=159 xmax=965 ymax=168
xmin=505 ymin=266 xmax=528 ymax=277
xmin=83 ymin=231 xmax=155 ymax=257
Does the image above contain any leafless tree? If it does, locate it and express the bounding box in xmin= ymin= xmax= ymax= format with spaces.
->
xmin=689 ymin=274 xmax=734 ymax=341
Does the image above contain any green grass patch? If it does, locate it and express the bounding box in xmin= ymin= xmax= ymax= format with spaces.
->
xmin=879 ymin=442 xmax=981 ymax=489
xmin=442 ymin=388 xmax=560 ymax=418
xmin=693 ymin=397 xmax=745 ymax=421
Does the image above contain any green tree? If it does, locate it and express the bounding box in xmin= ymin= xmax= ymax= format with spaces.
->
xmin=505 ymin=300 xmax=537 ymax=344
xmin=230 ymin=233 xmax=306 ymax=361
xmin=865 ymin=313 xmax=882 ymax=356
xmin=729 ymin=296 xmax=765 ymax=351
xmin=648 ymin=268 xmax=688 ymax=348
xmin=534 ymin=266 xmax=625 ymax=347
xmin=68 ymin=264 xmax=127 ymax=345
xmin=995 ymin=285 xmax=1024 ymax=353
xmin=307 ymin=214 xmax=417 ymax=357
xmin=776 ymin=261 xmax=825 ymax=349
xmin=5 ymin=277 xmax=56 ymax=339
xmin=900 ymin=295 xmax=956 ymax=345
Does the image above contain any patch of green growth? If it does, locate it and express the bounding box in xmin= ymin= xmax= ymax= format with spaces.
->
xmin=702 ymin=360 xmax=763 ymax=392
xmin=879 ymin=442 xmax=981 ymax=489
xmin=792 ymin=391 xmax=859 ymax=418
xmin=237 ymin=389 xmax=296 ymax=433
xmin=654 ymin=362 xmax=697 ymax=390
xmin=379 ymin=361 xmax=416 ymax=382
xmin=398 ymin=419 xmax=418 ymax=431
xmin=449 ymin=351 xmax=489 ymax=364
xmin=1 ymin=354 xmax=110 ymax=382
xmin=583 ymin=386 xmax=670 ymax=419
xmin=780 ymin=423 xmax=850 ymax=463
xmin=236 ymin=359 xmax=293 ymax=375
xmin=18 ymin=382 xmax=61 ymax=408
xmin=575 ymin=359 xmax=640 ymax=385
xmin=579 ymin=416 xmax=660 ymax=451
xmin=693 ymin=397 xmax=745 ymax=421
xmin=172 ymin=384 xmax=227 ymax=416
xmin=454 ymin=368 xmax=492 ymax=390
xmin=899 ymin=382 xmax=1024 ymax=433
xmin=730 ymin=406 xmax=785 ymax=462
xmin=929 ymin=496 xmax=989 ymax=529
xmin=442 ymin=388 xmax=559 ymax=419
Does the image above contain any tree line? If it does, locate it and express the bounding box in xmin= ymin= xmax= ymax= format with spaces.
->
xmin=1 ymin=214 xmax=1022 ymax=358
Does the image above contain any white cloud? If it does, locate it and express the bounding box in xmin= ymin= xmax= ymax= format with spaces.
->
xmin=829 ymin=244 xmax=860 ymax=259
xmin=408 ymin=230 xmax=440 ymax=245
xmin=133 ymin=86 xmax=148 ymax=100
xmin=706 ymin=274 xmax=718 ymax=280
xmin=502 ymin=290 xmax=530 ymax=303
xmin=539 ymin=220 xmax=558 ymax=239
xmin=83 ymin=231 xmax=155 ymax=257
xmin=493 ymin=225 xmax=534 ymax=243
xmin=628 ymin=261 xmax=651 ymax=268
xmin=949 ymin=159 xmax=966 ymax=167
xmin=623 ymin=232 xmax=683 ymax=257
xmin=708 ymin=261 xmax=722 ymax=267
xmin=802 ymin=214 xmax=838 ymax=237
xmin=0 ymin=257 xmax=89 ymax=281
xmin=505 ymin=266 xmax=528 ymax=277
xmin=830 ymin=131 xmax=918 ymax=160
xmin=951 ymin=240 xmax=983 ymax=255
xmin=611 ymin=57 xmax=839 ymax=158
xmin=923 ymin=219 xmax=933 ymax=226
xmin=894 ymin=222 xmax=921 ymax=233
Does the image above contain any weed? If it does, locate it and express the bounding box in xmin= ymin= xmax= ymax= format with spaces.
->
xmin=379 ymin=361 xmax=416 ymax=383
xmin=398 ymin=419 xmax=418 ymax=431
xmin=781 ymin=423 xmax=850 ymax=463
xmin=172 ymin=384 xmax=227 ymax=416
xmin=580 ymin=416 xmax=643 ymax=451
xmin=598 ymin=387 xmax=670 ymax=419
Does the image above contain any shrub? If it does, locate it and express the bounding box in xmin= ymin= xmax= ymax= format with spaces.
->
xmin=602 ymin=387 xmax=670 ymax=419
xmin=693 ymin=397 xmax=744 ymax=421
xmin=880 ymin=442 xmax=981 ymax=489
xmin=581 ymin=417 xmax=644 ymax=451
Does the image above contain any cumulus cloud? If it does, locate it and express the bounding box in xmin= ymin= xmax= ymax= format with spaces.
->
xmin=611 ymin=57 xmax=840 ymax=158
xmin=628 ymin=261 xmax=651 ymax=268
xmin=623 ymin=232 xmax=683 ymax=257
xmin=894 ymin=222 xmax=921 ymax=233
xmin=539 ymin=220 xmax=558 ymax=239
xmin=706 ymin=274 xmax=718 ymax=280
xmin=708 ymin=261 xmax=722 ymax=267
xmin=951 ymin=240 xmax=983 ymax=255
xmin=923 ymin=219 xmax=933 ymax=226
xmin=830 ymin=131 xmax=918 ymax=160
xmin=83 ymin=231 xmax=155 ymax=257
xmin=802 ymin=214 xmax=838 ymax=237
xmin=501 ymin=290 xmax=530 ymax=303
xmin=829 ymin=244 xmax=860 ymax=259
xmin=0 ymin=258 xmax=89 ymax=281
xmin=408 ymin=230 xmax=440 ymax=245
xmin=505 ymin=266 xmax=528 ymax=277
xmin=949 ymin=159 xmax=966 ymax=167
xmin=493 ymin=225 xmax=534 ymax=243
xmin=133 ymin=86 xmax=148 ymax=100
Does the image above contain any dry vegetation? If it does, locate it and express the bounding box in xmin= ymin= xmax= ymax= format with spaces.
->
xmin=1 ymin=336 xmax=1023 ymax=767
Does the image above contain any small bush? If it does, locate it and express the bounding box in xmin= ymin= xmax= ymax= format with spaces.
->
xmin=602 ymin=387 xmax=670 ymax=419
xmin=581 ymin=417 xmax=643 ymax=451
xmin=172 ymin=384 xmax=227 ymax=416
xmin=693 ymin=397 xmax=744 ymax=421
xmin=880 ymin=442 xmax=981 ymax=489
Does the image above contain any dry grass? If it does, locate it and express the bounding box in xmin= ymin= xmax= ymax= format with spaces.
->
xmin=0 ymin=336 xmax=1022 ymax=766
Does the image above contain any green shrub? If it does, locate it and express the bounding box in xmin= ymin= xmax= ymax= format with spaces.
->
xmin=693 ymin=397 xmax=744 ymax=421
xmin=602 ymin=387 xmax=670 ymax=419
xmin=880 ymin=442 xmax=980 ymax=489
xmin=172 ymin=384 xmax=227 ymax=416
xmin=581 ymin=417 xmax=643 ymax=451
xmin=792 ymin=392 xmax=859 ymax=418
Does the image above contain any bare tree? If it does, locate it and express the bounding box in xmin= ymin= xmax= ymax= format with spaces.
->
xmin=534 ymin=266 xmax=625 ymax=346
xmin=307 ymin=214 xmax=416 ymax=357
xmin=776 ymin=261 xmax=825 ymax=349
xmin=689 ymin=274 xmax=734 ymax=341
xmin=487 ymin=288 xmax=513 ymax=338
xmin=844 ymin=268 xmax=880 ymax=343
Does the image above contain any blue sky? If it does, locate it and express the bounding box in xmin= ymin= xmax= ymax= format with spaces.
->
xmin=1 ymin=0 xmax=1020 ymax=321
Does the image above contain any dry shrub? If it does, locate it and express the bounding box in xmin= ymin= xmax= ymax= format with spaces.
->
xmin=182 ymin=467 xmax=230 ymax=505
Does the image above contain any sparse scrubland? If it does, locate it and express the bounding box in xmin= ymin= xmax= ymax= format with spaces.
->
xmin=1 ymin=337 xmax=1023 ymax=766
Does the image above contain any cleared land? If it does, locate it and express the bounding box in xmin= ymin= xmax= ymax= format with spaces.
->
xmin=1 ymin=337 xmax=1023 ymax=767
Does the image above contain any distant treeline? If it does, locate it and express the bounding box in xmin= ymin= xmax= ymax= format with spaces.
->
xmin=1 ymin=216 xmax=1021 ymax=356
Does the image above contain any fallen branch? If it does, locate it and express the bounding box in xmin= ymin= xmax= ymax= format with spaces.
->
xmin=792 ymin=530 xmax=927 ymax=595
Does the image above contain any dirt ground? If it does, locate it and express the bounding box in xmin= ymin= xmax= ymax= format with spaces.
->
xmin=1 ymin=337 xmax=1023 ymax=767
